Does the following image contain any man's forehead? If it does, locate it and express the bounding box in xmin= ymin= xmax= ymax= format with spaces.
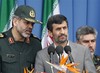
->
xmin=80 ymin=34 xmax=96 ymax=40
xmin=53 ymin=22 xmax=67 ymax=28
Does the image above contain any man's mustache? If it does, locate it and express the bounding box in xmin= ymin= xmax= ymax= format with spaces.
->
xmin=59 ymin=34 xmax=67 ymax=37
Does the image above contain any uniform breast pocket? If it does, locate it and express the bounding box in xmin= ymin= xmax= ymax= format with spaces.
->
xmin=2 ymin=54 xmax=16 ymax=63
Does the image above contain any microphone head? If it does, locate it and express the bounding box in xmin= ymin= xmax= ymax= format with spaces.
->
xmin=55 ymin=45 xmax=63 ymax=55
xmin=64 ymin=46 xmax=71 ymax=54
xmin=48 ymin=45 xmax=55 ymax=55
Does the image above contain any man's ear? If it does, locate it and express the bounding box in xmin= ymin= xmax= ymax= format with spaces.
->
xmin=12 ymin=18 xmax=18 ymax=26
xmin=48 ymin=30 xmax=53 ymax=37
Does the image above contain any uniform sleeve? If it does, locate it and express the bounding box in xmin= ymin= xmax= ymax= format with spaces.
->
xmin=34 ymin=51 xmax=44 ymax=72
xmin=84 ymin=47 xmax=96 ymax=73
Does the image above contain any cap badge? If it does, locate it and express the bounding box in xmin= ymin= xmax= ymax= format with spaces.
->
xmin=29 ymin=10 xmax=35 ymax=17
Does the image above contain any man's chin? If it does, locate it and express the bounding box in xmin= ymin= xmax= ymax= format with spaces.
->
xmin=58 ymin=40 xmax=67 ymax=44
xmin=22 ymin=33 xmax=31 ymax=38
xmin=91 ymin=52 xmax=94 ymax=58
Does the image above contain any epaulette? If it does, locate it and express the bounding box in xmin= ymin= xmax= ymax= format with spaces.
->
xmin=31 ymin=34 xmax=41 ymax=41
xmin=0 ymin=33 xmax=5 ymax=38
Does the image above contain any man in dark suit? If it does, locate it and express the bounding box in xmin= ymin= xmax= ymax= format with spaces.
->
xmin=34 ymin=14 xmax=96 ymax=73
xmin=0 ymin=5 xmax=42 ymax=73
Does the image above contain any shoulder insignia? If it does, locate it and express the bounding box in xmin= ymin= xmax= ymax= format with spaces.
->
xmin=0 ymin=33 xmax=4 ymax=38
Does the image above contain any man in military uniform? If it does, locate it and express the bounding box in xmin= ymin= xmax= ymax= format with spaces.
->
xmin=76 ymin=25 xmax=100 ymax=72
xmin=93 ymin=54 xmax=100 ymax=73
xmin=0 ymin=5 xmax=42 ymax=73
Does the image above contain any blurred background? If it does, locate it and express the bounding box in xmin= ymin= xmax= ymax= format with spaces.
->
xmin=0 ymin=0 xmax=100 ymax=56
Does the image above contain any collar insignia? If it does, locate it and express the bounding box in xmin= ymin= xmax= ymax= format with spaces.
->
xmin=8 ymin=37 xmax=14 ymax=44
xmin=25 ymin=38 xmax=30 ymax=43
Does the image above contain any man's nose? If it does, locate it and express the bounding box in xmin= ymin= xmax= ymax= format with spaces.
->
xmin=60 ymin=28 xmax=65 ymax=34
xmin=29 ymin=23 xmax=33 ymax=28
xmin=88 ymin=41 xmax=93 ymax=46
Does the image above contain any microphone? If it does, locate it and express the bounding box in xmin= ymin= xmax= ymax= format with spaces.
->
xmin=64 ymin=46 xmax=74 ymax=63
xmin=48 ymin=45 xmax=55 ymax=73
xmin=48 ymin=45 xmax=55 ymax=63
xmin=56 ymin=45 xmax=63 ymax=62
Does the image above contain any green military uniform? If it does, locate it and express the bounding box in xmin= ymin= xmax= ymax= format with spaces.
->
xmin=0 ymin=28 xmax=42 ymax=73
xmin=93 ymin=54 xmax=100 ymax=73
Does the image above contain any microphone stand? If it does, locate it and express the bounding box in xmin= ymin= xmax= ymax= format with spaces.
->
xmin=51 ymin=66 xmax=54 ymax=73
xmin=50 ymin=53 xmax=54 ymax=73
xmin=59 ymin=54 xmax=62 ymax=63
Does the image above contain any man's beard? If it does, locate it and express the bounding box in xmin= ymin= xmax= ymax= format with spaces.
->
xmin=21 ymin=32 xmax=31 ymax=38
xmin=55 ymin=34 xmax=67 ymax=44
xmin=19 ymin=28 xmax=32 ymax=38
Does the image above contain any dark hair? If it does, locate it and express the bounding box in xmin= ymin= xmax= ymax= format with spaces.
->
xmin=76 ymin=25 xmax=98 ymax=41
xmin=47 ymin=14 xmax=68 ymax=31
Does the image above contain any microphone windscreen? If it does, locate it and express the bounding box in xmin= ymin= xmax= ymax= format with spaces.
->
xmin=56 ymin=45 xmax=63 ymax=55
xmin=64 ymin=46 xmax=71 ymax=54
xmin=48 ymin=45 xmax=55 ymax=55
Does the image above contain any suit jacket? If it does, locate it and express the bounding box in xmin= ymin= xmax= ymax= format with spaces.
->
xmin=34 ymin=41 xmax=96 ymax=73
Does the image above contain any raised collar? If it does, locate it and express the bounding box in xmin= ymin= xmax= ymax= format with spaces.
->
xmin=5 ymin=28 xmax=30 ymax=44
